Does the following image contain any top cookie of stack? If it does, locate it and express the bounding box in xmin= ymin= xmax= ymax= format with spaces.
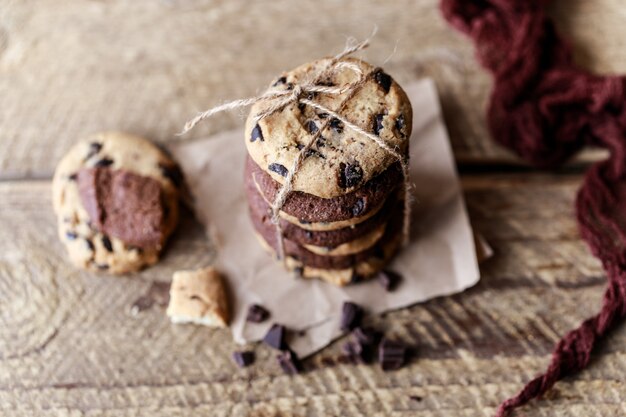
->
xmin=244 ymin=57 xmax=412 ymax=285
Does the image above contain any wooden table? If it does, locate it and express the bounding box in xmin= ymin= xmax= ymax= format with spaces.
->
xmin=1 ymin=1 xmax=624 ymax=415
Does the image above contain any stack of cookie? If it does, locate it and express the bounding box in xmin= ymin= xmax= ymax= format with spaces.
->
xmin=243 ymin=58 xmax=412 ymax=285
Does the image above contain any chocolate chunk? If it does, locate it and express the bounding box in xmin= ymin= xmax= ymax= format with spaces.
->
xmin=316 ymin=137 xmax=326 ymax=148
xmin=352 ymin=198 xmax=365 ymax=217
xmin=373 ymin=114 xmax=385 ymax=136
xmin=268 ymin=163 xmax=288 ymax=177
xmin=277 ymin=349 xmax=301 ymax=375
xmin=65 ymin=231 xmax=78 ymax=240
xmin=395 ymin=114 xmax=407 ymax=138
xmin=350 ymin=272 xmax=363 ymax=284
xmin=250 ymin=124 xmax=264 ymax=142
xmin=247 ymin=304 xmax=270 ymax=323
xmin=295 ymin=143 xmax=305 ymax=151
xmin=263 ymin=324 xmax=286 ymax=350
xmin=353 ymin=326 xmax=381 ymax=346
xmin=329 ymin=118 xmax=343 ymax=134
xmin=76 ymin=168 xmax=165 ymax=249
xmin=94 ymin=158 xmax=114 ymax=168
xmin=379 ymin=338 xmax=407 ymax=371
xmin=232 ymin=351 xmax=255 ymax=368
xmin=307 ymin=120 xmax=318 ymax=134
xmin=293 ymin=266 xmax=303 ymax=278
xmin=85 ymin=142 xmax=102 ymax=160
xmin=338 ymin=162 xmax=363 ymax=189
xmin=273 ymin=76 xmax=287 ymax=86
xmin=159 ymin=163 xmax=183 ymax=187
xmin=101 ymin=235 xmax=113 ymax=252
xmin=85 ymin=239 xmax=95 ymax=251
xmin=378 ymin=269 xmax=402 ymax=291
xmin=130 ymin=295 xmax=153 ymax=314
xmin=342 ymin=340 xmax=365 ymax=363
xmin=373 ymin=69 xmax=392 ymax=93
xmin=340 ymin=301 xmax=363 ymax=331
xmin=304 ymin=149 xmax=325 ymax=159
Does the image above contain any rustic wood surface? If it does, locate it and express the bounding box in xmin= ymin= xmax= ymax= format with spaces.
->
xmin=1 ymin=1 xmax=625 ymax=416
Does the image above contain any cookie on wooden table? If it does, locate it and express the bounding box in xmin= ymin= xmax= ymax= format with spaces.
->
xmin=166 ymin=267 xmax=230 ymax=328
xmin=52 ymin=132 xmax=182 ymax=274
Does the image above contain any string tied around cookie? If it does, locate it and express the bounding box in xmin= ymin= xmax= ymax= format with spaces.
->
xmin=179 ymin=33 xmax=412 ymax=265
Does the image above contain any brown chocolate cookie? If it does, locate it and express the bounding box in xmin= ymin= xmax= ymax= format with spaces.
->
xmin=249 ymin=197 xmax=403 ymax=270
xmin=246 ymin=171 xmax=399 ymax=247
xmin=245 ymin=155 xmax=402 ymax=224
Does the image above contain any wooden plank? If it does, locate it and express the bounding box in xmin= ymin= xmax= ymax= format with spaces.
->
xmin=0 ymin=0 xmax=621 ymax=180
xmin=1 ymin=175 xmax=623 ymax=416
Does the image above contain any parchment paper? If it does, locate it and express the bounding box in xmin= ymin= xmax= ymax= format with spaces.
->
xmin=170 ymin=78 xmax=480 ymax=357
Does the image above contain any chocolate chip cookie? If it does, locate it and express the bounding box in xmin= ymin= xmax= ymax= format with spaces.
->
xmin=245 ymin=57 xmax=412 ymax=199
xmin=52 ymin=132 xmax=182 ymax=274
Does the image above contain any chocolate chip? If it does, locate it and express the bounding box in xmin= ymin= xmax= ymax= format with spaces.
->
xmin=273 ymin=76 xmax=287 ymax=86
xmin=97 ymin=263 xmax=109 ymax=270
xmin=85 ymin=239 xmax=95 ymax=251
xmin=395 ymin=114 xmax=407 ymax=138
xmin=68 ymin=173 xmax=78 ymax=181
xmin=307 ymin=120 xmax=319 ymax=134
xmin=316 ymin=137 xmax=326 ymax=148
xmin=102 ymin=235 xmax=113 ymax=252
xmin=329 ymin=118 xmax=343 ymax=134
xmin=159 ymin=163 xmax=183 ymax=187
xmin=130 ymin=296 xmax=153 ymax=315
xmin=294 ymin=266 xmax=303 ymax=278
xmin=317 ymin=112 xmax=329 ymax=119
xmin=379 ymin=338 xmax=407 ymax=371
xmin=342 ymin=340 xmax=364 ymax=363
xmin=295 ymin=143 xmax=305 ymax=151
xmin=263 ymin=324 xmax=286 ymax=350
xmin=378 ymin=269 xmax=402 ymax=291
xmin=410 ymin=396 xmax=423 ymax=402
xmin=352 ymin=198 xmax=365 ymax=217
xmin=353 ymin=326 xmax=382 ymax=347
xmin=277 ymin=349 xmax=301 ymax=375
xmin=268 ymin=163 xmax=288 ymax=177
xmin=350 ymin=272 xmax=363 ymax=284
xmin=250 ymin=124 xmax=264 ymax=142
xmin=65 ymin=231 xmax=78 ymax=240
xmin=247 ymin=304 xmax=270 ymax=323
xmin=304 ymin=149 xmax=325 ymax=159
xmin=85 ymin=142 xmax=102 ymax=160
xmin=373 ymin=69 xmax=392 ymax=94
xmin=232 ymin=351 xmax=255 ymax=368
xmin=340 ymin=302 xmax=363 ymax=331
xmin=94 ymin=158 xmax=114 ymax=168
xmin=373 ymin=114 xmax=385 ymax=136
xmin=338 ymin=162 xmax=363 ymax=188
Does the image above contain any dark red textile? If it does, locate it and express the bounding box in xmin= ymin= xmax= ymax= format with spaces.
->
xmin=441 ymin=0 xmax=626 ymax=415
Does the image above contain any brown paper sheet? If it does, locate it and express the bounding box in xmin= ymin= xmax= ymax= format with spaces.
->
xmin=170 ymin=79 xmax=480 ymax=357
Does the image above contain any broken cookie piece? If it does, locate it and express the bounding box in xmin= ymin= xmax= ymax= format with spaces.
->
xmin=166 ymin=267 xmax=229 ymax=327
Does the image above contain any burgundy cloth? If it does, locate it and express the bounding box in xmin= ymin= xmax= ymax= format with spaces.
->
xmin=441 ymin=0 xmax=626 ymax=416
